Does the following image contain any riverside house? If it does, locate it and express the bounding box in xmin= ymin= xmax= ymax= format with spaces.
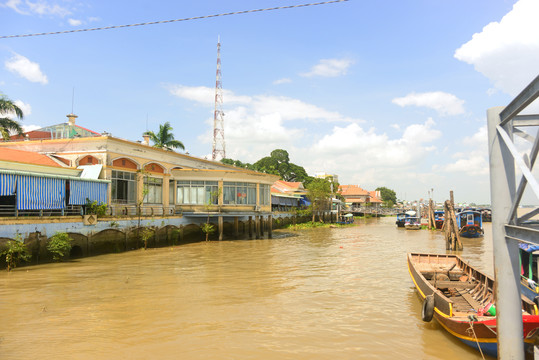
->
xmin=0 ymin=114 xmax=279 ymax=245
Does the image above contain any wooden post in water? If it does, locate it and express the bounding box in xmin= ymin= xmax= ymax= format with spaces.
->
xmin=234 ymin=216 xmax=239 ymax=237
xmin=218 ymin=216 xmax=223 ymax=241
xmin=428 ymin=199 xmax=436 ymax=230
xmin=443 ymin=191 xmax=463 ymax=250
xmin=248 ymin=216 xmax=253 ymax=239
xmin=255 ymin=216 xmax=260 ymax=239
xmin=268 ymin=215 xmax=272 ymax=238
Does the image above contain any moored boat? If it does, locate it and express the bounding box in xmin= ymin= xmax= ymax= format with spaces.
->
xmin=456 ymin=209 xmax=484 ymax=238
xmin=519 ymin=243 xmax=539 ymax=305
xmin=434 ymin=210 xmax=444 ymax=230
xmin=407 ymin=253 xmax=539 ymax=358
xmin=396 ymin=213 xmax=406 ymax=227
xmin=481 ymin=208 xmax=492 ymax=222
xmin=404 ymin=216 xmax=421 ymax=230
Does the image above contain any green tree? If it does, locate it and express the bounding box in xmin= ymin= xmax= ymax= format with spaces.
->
xmin=376 ymin=187 xmax=397 ymax=206
xmin=143 ymin=122 xmax=185 ymax=150
xmin=0 ymin=94 xmax=24 ymax=140
xmin=47 ymin=232 xmax=73 ymax=261
xmin=1 ymin=235 xmax=30 ymax=271
xmin=306 ymin=178 xmax=332 ymax=223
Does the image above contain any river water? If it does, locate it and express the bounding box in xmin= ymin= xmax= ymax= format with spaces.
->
xmin=0 ymin=217 xmax=494 ymax=359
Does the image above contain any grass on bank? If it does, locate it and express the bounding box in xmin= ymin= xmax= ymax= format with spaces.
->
xmin=285 ymin=221 xmax=356 ymax=230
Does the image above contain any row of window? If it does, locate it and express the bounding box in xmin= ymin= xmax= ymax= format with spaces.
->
xmin=111 ymin=170 xmax=270 ymax=206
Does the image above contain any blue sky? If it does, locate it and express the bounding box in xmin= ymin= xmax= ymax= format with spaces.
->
xmin=2 ymin=0 xmax=539 ymax=204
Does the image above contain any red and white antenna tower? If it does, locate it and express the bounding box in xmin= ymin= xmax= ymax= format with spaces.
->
xmin=212 ymin=36 xmax=226 ymax=161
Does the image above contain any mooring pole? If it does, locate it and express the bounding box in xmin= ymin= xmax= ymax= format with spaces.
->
xmin=218 ymin=216 xmax=223 ymax=241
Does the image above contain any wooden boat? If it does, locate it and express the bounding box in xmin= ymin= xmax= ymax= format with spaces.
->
xmin=456 ymin=209 xmax=484 ymax=238
xmin=407 ymin=253 xmax=539 ymax=358
xmin=519 ymin=243 xmax=539 ymax=305
xmin=396 ymin=213 xmax=406 ymax=227
xmin=404 ymin=216 xmax=421 ymax=230
xmin=434 ymin=210 xmax=444 ymax=230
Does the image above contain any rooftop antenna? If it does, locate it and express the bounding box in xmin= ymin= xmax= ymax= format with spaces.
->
xmin=66 ymin=87 xmax=77 ymax=125
xmin=71 ymin=87 xmax=75 ymax=113
xmin=212 ymin=35 xmax=226 ymax=161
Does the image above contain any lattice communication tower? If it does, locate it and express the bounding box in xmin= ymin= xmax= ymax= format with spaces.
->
xmin=212 ymin=37 xmax=226 ymax=161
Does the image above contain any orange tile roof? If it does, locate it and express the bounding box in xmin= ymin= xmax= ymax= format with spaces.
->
xmin=339 ymin=184 xmax=369 ymax=196
xmin=0 ymin=148 xmax=63 ymax=167
xmin=274 ymin=180 xmax=304 ymax=190
xmin=368 ymin=191 xmax=383 ymax=203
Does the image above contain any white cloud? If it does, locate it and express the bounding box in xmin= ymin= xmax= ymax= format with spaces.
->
xmin=300 ymin=58 xmax=353 ymax=78
xmin=22 ymin=124 xmax=41 ymax=132
xmin=392 ymin=91 xmax=465 ymax=116
xmin=2 ymin=99 xmax=31 ymax=119
xmin=441 ymin=151 xmax=489 ymax=176
xmin=434 ymin=126 xmax=489 ymax=176
xmin=273 ymin=78 xmax=292 ymax=85
xmin=3 ymin=0 xmax=71 ymax=16
xmin=402 ymin=118 xmax=442 ymax=143
xmin=174 ymin=84 xmax=444 ymax=196
xmin=287 ymin=118 xmax=443 ymax=193
xmin=168 ymin=85 xmax=250 ymax=106
xmin=68 ymin=18 xmax=82 ymax=26
xmin=169 ymin=85 xmax=356 ymax=124
xmin=14 ymin=100 xmax=31 ymax=116
xmin=5 ymin=54 xmax=48 ymax=84
xmin=454 ymin=0 xmax=539 ymax=96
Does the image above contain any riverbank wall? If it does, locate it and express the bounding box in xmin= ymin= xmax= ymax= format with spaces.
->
xmin=0 ymin=212 xmax=313 ymax=268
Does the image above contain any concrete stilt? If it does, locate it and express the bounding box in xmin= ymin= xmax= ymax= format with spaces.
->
xmin=248 ymin=216 xmax=253 ymax=239
xmin=234 ymin=216 xmax=239 ymax=238
xmin=218 ymin=216 xmax=223 ymax=241
xmin=268 ymin=215 xmax=272 ymax=239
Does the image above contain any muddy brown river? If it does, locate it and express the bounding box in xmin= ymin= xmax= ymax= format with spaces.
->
xmin=0 ymin=217 xmax=495 ymax=359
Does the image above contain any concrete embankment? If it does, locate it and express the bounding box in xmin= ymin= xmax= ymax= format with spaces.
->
xmin=0 ymin=213 xmax=311 ymax=268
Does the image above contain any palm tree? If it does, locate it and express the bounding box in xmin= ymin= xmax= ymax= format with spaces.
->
xmin=0 ymin=94 xmax=24 ymax=140
xmin=143 ymin=121 xmax=185 ymax=151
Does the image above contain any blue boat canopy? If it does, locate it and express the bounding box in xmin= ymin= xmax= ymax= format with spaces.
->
xmin=519 ymin=243 xmax=539 ymax=253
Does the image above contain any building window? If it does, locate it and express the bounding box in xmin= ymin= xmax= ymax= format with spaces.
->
xmin=143 ymin=177 xmax=163 ymax=204
xmin=223 ymin=182 xmax=256 ymax=205
xmin=176 ymin=181 xmax=218 ymax=205
xmin=111 ymin=170 xmax=136 ymax=204
xmin=259 ymin=184 xmax=270 ymax=205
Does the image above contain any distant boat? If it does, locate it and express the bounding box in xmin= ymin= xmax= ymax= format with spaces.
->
xmin=456 ymin=209 xmax=484 ymax=238
xmin=481 ymin=208 xmax=492 ymax=222
xmin=396 ymin=210 xmax=416 ymax=228
xmin=434 ymin=210 xmax=444 ymax=230
xmin=404 ymin=216 xmax=421 ymax=230
xmin=407 ymin=253 xmax=539 ymax=358
xmin=396 ymin=213 xmax=406 ymax=227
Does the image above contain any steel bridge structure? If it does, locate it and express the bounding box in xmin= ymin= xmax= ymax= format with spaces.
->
xmin=487 ymin=74 xmax=539 ymax=359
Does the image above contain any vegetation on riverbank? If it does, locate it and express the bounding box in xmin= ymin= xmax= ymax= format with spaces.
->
xmin=286 ymin=221 xmax=355 ymax=230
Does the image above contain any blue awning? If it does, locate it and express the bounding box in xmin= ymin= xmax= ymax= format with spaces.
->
xmin=69 ymin=179 xmax=108 ymax=205
xmin=299 ymin=198 xmax=311 ymax=206
xmin=0 ymin=173 xmax=16 ymax=196
xmin=17 ymin=175 xmax=65 ymax=210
